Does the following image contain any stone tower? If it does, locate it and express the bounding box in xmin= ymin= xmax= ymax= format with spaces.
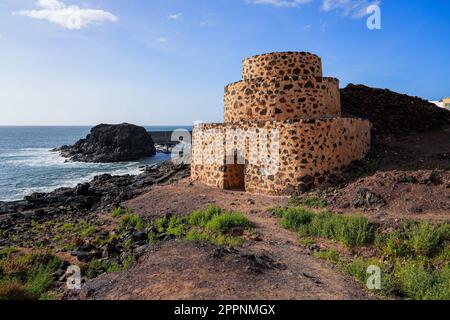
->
xmin=191 ymin=52 xmax=371 ymax=195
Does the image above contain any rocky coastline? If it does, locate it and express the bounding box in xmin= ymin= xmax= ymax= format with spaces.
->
xmin=0 ymin=160 xmax=190 ymax=264
xmin=0 ymin=161 xmax=190 ymax=218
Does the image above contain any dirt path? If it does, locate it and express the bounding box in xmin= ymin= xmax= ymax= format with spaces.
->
xmin=75 ymin=182 xmax=373 ymax=300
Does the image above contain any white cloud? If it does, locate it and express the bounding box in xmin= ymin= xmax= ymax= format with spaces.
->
xmin=13 ymin=0 xmax=118 ymax=30
xmin=248 ymin=0 xmax=381 ymax=18
xmin=321 ymin=0 xmax=381 ymax=18
xmin=37 ymin=0 xmax=64 ymax=10
xmin=248 ymin=0 xmax=312 ymax=8
xmin=156 ymin=37 xmax=168 ymax=43
xmin=167 ymin=13 xmax=183 ymax=20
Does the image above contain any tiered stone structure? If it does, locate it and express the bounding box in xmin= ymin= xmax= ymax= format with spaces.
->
xmin=191 ymin=52 xmax=371 ymax=195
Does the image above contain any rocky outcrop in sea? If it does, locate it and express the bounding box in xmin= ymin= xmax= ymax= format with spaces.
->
xmin=54 ymin=123 xmax=156 ymax=163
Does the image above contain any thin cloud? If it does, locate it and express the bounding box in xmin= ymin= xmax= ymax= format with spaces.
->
xmin=13 ymin=0 xmax=118 ymax=30
xmin=156 ymin=37 xmax=168 ymax=43
xmin=321 ymin=0 xmax=381 ymax=18
xmin=248 ymin=0 xmax=381 ymax=19
xmin=248 ymin=0 xmax=313 ymax=8
xmin=167 ymin=13 xmax=183 ymax=20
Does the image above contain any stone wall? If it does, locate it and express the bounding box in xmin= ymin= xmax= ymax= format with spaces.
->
xmin=242 ymin=52 xmax=323 ymax=79
xmin=191 ymin=118 xmax=371 ymax=195
xmin=191 ymin=52 xmax=372 ymax=195
xmin=224 ymin=76 xmax=341 ymax=123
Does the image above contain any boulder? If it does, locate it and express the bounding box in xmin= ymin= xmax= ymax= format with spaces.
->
xmin=352 ymin=188 xmax=386 ymax=209
xmin=56 ymin=123 xmax=156 ymax=163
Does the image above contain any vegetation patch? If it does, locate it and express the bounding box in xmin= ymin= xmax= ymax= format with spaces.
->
xmin=275 ymin=206 xmax=450 ymax=300
xmin=313 ymin=249 xmax=340 ymax=263
xmin=375 ymin=221 xmax=449 ymax=258
xmin=157 ymin=205 xmax=253 ymax=247
xmin=111 ymin=207 xmax=133 ymax=218
xmin=275 ymin=207 xmax=372 ymax=247
xmin=85 ymin=255 xmax=133 ymax=279
xmin=0 ymin=204 xmax=250 ymax=300
xmin=0 ymin=250 xmax=63 ymax=300
xmin=288 ymin=194 xmax=327 ymax=209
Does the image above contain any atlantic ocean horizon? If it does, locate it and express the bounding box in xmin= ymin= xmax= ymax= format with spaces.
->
xmin=0 ymin=126 xmax=191 ymax=201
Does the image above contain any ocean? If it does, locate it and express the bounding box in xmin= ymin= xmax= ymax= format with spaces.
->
xmin=0 ymin=126 xmax=191 ymax=202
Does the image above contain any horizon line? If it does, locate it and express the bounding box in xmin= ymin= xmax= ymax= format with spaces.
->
xmin=0 ymin=124 xmax=194 ymax=127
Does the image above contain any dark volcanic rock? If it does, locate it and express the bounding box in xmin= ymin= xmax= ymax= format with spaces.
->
xmin=352 ymin=188 xmax=386 ymax=209
xmin=341 ymin=84 xmax=450 ymax=138
xmin=56 ymin=123 xmax=156 ymax=163
xmin=0 ymin=161 xmax=190 ymax=216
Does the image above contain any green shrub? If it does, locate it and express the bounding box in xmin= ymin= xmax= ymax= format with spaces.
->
xmin=119 ymin=214 xmax=144 ymax=230
xmin=122 ymin=238 xmax=133 ymax=251
xmin=314 ymin=249 xmax=340 ymax=263
xmin=298 ymin=238 xmax=316 ymax=247
xmin=302 ymin=196 xmax=326 ymax=209
xmin=298 ymin=212 xmax=372 ymax=247
xmin=340 ymin=257 xmax=369 ymax=284
xmin=185 ymin=229 xmax=209 ymax=242
xmin=377 ymin=222 xmax=449 ymax=259
xmin=295 ymin=216 xmax=450 ymax=300
xmin=150 ymin=207 xmax=251 ymax=248
xmin=166 ymin=216 xmax=186 ymax=237
xmin=437 ymin=223 xmax=450 ymax=241
xmin=339 ymin=258 xmax=397 ymax=296
xmin=397 ymin=262 xmax=450 ymax=300
xmin=408 ymin=222 xmax=441 ymax=256
xmin=300 ymin=211 xmax=336 ymax=238
xmin=122 ymin=254 xmax=134 ymax=270
xmin=60 ymin=223 xmax=74 ymax=232
xmin=270 ymin=207 xmax=287 ymax=218
xmin=185 ymin=207 xmax=249 ymax=248
xmin=155 ymin=216 xmax=167 ymax=233
xmin=188 ymin=205 xmax=221 ymax=227
xmin=85 ymin=256 xmax=133 ymax=279
xmin=288 ymin=194 xmax=301 ymax=207
xmin=434 ymin=247 xmax=450 ymax=265
xmin=111 ymin=207 xmax=131 ymax=218
xmin=280 ymin=207 xmax=315 ymax=231
xmin=80 ymin=224 xmax=97 ymax=238
xmin=205 ymin=212 xmax=251 ymax=233
xmin=0 ymin=247 xmax=17 ymax=258
xmin=147 ymin=231 xmax=158 ymax=244
xmin=212 ymin=234 xmax=244 ymax=247
xmin=0 ymin=252 xmax=61 ymax=300
xmin=1 ymin=252 xmax=60 ymax=276
xmin=335 ymin=215 xmax=373 ymax=248
xmin=25 ymin=266 xmax=55 ymax=297
xmin=379 ymin=230 xmax=411 ymax=258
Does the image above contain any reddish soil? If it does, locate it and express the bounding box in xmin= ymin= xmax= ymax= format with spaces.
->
xmin=76 ymin=210 xmax=373 ymax=300
xmin=125 ymin=181 xmax=288 ymax=218
xmin=328 ymin=170 xmax=450 ymax=222
xmin=74 ymin=127 xmax=449 ymax=300
xmin=328 ymin=126 xmax=450 ymax=222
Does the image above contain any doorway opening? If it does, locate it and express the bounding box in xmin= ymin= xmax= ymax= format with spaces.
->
xmin=224 ymin=150 xmax=245 ymax=191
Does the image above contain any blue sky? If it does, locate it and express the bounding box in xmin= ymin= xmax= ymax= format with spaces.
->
xmin=0 ymin=0 xmax=449 ymax=126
